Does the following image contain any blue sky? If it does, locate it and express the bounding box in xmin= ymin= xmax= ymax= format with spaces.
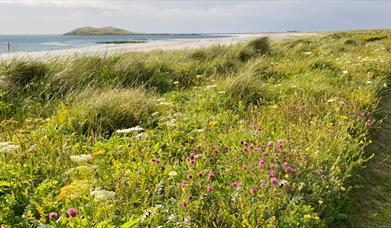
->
xmin=0 ymin=0 xmax=390 ymax=34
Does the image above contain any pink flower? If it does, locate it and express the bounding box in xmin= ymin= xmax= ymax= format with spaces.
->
xmin=258 ymin=160 xmax=265 ymax=168
xmin=267 ymin=141 xmax=274 ymax=148
xmin=231 ymin=181 xmax=241 ymax=189
xmin=189 ymin=153 xmax=195 ymax=160
xmin=282 ymin=180 xmax=290 ymax=188
xmin=180 ymin=181 xmax=188 ymax=189
xmin=207 ymin=185 xmax=213 ymax=192
xmin=197 ymin=171 xmax=204 ymax=177
xmin=181 ymin=200 xmax=187 ymax=207
xmin=187 ymin=173 xmax=193 ymax=179
xmin=189 ymin=160 xmax=195 ymax=165
xmin=242 ymin=164 xmax=247 ymax=171
xmin=187 ymin=194 xmax=193 ymax=200
xmin=284 ymin=166 xmax=296 ymax=174
xmin=250 ymin=188 xmax=257 ymax=194
xmin=195 ymin=154 xmax=202 ymax=159
xmin=48 ymin=212 xmax=59 ymax=221
xmin=67 ymin=208 xmax=78 ymax=218
xmin=243 ymin=148 xmax=248 ymax=152
xmin=208 ymin=172 xmax=216 ymax=179
xmin=240 ymin=140 xmax=244 ymax=145
xmin=260 ymin=180 xmax=266 ymax=189
xmin=270 ymin=177 xmax=278 ymax=186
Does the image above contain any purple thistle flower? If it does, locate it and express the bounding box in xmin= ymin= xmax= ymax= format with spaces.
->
xmin=270 ymin=177 xmax=278 ymax=186
xmin=67 ymin=208 xmax=78 ymax=218
xmin=208 ymin=172 xmax=216 ymax=179
xmin=207 ymin=185 xmax=213 ymax=192
xmin=250 ymin=188 xmax=257 ymax=194
xmin=48 ymin=212 xmax=59 ymax=221
xmin=181 ymin=200 xmax=187 ymax=207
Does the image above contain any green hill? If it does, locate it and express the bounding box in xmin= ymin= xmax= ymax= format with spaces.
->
xmin=64 ymin=26 xmax=138 ymax=35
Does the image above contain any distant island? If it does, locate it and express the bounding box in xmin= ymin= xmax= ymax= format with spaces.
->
xmin=64 ymin=26 xmax=138 ymax=36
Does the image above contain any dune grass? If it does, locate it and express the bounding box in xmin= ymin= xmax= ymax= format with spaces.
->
xmin=0 ymin=31 xmax=391 ymax=226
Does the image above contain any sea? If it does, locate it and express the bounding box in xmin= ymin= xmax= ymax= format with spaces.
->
xmin=0 ymin=34 xmax=233 ymax=53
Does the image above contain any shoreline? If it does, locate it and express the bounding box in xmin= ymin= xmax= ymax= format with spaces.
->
xmin=0 ymin=32 xmax=316 ymax=61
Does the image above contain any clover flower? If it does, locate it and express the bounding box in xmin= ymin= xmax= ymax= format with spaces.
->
xmin=187 ymin=173 xmax=193 ymax=179
xmin=267 ymin=141 xmax=274 ymax=148
xmin=48 ymin=212 xmax=59 ymax=221
xmin=197 ymin=171 xmax=204 ymax=177
xmin=181 ymin=200 xmax=187 ymax=207
xmin=207 ymin=185 xmax=213 ymax=192
xmin=250 ymin=188 xmax=257 ymax=194
xmin=67 ymin=208 xmax=78 ymax=218
xmin=187 ymin=194 xmax=193 ymax=200
xmin=258 ymin=160 xmax=265 ymax=168
xmin=231 ymin=181 xmax=241 ymax=189
xmin=208 ymin=172 xmax=216 ymax=179
xmin=270 ymin=177 xmax=278 ymax=186
xmin=284 ymin=166 xmax=297 ymax=174
xmin=180 ymin=181 xmax=188 ymax=189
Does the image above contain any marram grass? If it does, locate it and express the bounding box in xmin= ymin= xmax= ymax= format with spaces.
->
xmin=0 ymin=30 xmax=391 ymax=227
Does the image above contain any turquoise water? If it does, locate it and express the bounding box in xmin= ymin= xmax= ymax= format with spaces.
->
xmin=0 ymin=34 xmax=232 ymax=53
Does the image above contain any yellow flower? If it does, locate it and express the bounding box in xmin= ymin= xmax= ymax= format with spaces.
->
xmin=93 ymin=149 xmax=106 ymax=156
xmin=314 ymin=216 xmax=320 ymax=221
xmin=339 ymin=115 xmax=349 ymax=120
xmin=208 ymin=121 xmax=219 ymax=127
xmin=304 ymin=214 xmax=312 ymax=219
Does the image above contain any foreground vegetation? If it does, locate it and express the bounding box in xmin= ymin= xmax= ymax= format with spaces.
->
xmin=0 ymin=30 xmax=390 ymax=227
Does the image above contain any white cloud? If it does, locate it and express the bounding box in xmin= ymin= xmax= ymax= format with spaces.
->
xmin=0 ymin=0 xmax=125 ymax=9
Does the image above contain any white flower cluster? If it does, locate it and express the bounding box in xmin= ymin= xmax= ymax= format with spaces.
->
xmin=90 ymin=188 xmax=115 ymax=202
xmin=115 ymin=126 xmax=144 ymax=134
xmin=70 ymin=154 xmax=92 ymax=164
xmin=0 ymin=142 xmax=20 ymax=154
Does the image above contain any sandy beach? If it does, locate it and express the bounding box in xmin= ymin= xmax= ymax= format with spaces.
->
xmin=0 ymin=32 xmax=316 ymax=61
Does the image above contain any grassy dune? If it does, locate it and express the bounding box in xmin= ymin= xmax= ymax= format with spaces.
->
xmin=0 ymin=30 xmax=390 ymax=227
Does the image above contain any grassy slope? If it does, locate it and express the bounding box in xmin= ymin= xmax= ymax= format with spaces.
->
xmin=349 ymin=85 xmax=391 ymax=226
xmin=64 ymin=26 xmax=138 ymax=35
xmin=0 ymin=30 xmax=391 ymax=227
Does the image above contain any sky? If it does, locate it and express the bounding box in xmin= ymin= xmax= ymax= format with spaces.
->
xmin=0 ymin=0 xmax=390 ymax=34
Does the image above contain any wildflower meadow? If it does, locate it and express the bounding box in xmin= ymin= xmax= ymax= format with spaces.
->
xmin=1 ymin=29 xmax=391 ymax=227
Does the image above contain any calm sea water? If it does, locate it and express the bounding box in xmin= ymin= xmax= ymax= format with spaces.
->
xmin=0 ymin=34 xmax=232 ymax=53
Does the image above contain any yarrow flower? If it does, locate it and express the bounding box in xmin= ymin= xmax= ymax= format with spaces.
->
xmin=67 ymin=208 xmax=78 ymax=218
xmin=70 ymin=154 xmax=92 ymax=164
xmin=115 ymin=126 xmax=144 ymax=134
xmin=207 ymin=185 xmax=214 ymax=192
xmin=48 ymin=212 xmax=59 ymax=221
xmin=270 ymin=177 xmax=278 ymax=186
xmin=90 ymin=188 xmax=115 ymax=202
xmin=0 ymin=142 xmax=20 ymax=154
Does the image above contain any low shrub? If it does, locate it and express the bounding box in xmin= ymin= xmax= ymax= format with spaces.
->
xmin=246 ymin=37 xmax=271 ymax=54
